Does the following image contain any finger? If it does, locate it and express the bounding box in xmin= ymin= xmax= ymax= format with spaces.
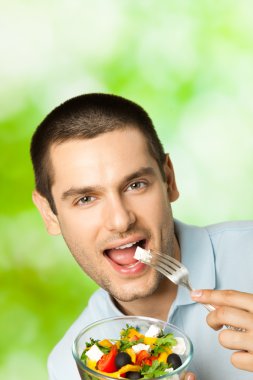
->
xmin=184 ymin=372 xmax=196 ymax=380
xmin=191 ymin=289 xmax=253 ymax=312
xmin=218 ymin=329 xmax=253 ymax=352
xmin=231 ymin=351 xmax=253 ymax=372
xmin=206 ymin=305 xmax=253 ymax=331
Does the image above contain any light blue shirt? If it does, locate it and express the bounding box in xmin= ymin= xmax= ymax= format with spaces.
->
xmin=48 ymin=220 xmax=253 ymax=380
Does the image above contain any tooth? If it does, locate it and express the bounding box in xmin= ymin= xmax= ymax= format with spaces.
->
xmin=115 ymin=241 xmax=137 ymax=249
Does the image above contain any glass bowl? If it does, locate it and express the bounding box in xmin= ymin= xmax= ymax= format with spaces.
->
xmin=73 ymin=316 xmax=193 ymax=380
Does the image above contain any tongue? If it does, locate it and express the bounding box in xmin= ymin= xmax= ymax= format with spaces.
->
xmin=107 ymin=247 xmax=138 ymax=265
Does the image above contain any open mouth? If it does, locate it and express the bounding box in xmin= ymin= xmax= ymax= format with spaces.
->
xmin=104 ymin=239 xmax=147 ymax=268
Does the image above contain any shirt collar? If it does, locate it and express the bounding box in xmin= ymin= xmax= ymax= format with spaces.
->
xmin=173 ymin=219 xmax=216 ymax=307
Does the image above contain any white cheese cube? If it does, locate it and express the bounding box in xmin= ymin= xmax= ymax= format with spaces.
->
xmin=85 ymin=344 xmax=104 ymax=361
xmin=132 ymin=343 xmax=150 ymax=354
xmin=134 ymin=246 xmax=152 ymax=262
xmin=145 ymin=324 xmax=162 ymax=338
xmin=172 ymin=337 xmax=186 ymax=355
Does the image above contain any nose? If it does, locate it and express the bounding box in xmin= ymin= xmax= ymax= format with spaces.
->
xmin=104 ymin=195 xmax=136 ymax=233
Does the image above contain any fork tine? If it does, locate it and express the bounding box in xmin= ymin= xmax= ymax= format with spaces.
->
xmin=152 ymin=257 xmax=179 ymax=275
xmin=146 ymin=259 xmax=176 ymax=280
xmin=151 ymin=249 xmax=182 ymax=269
xmin=149 ymin=250 xmax=182 ymax=272
xmin=134 ymin=246 xmax=187 ymax=284
xmin=135 ymin=246 xmax=181 ymax=275
xmin=138 ymin=248 xmax=190 ymax=287
xmin=145 ymin=253 xmax=183 ymax=284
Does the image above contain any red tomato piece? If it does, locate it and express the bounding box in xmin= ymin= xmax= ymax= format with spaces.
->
xmin=143 ymin=355 xmax=158 ymax=366
xmin=97 ymin=345 xmax=118 ymax=373
xmin=136 ymin=350 xmax=150 ymax=366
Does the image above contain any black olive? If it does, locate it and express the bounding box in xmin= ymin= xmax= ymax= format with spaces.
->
xmin=125 ymin=371 xmax=142 ymax=379
xmin=167 ymin=353 xmax=182 ymax=369
xmin=115 ymin=352 xmax=132 ymax=369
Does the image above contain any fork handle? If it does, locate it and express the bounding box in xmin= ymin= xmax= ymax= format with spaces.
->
xmin=202 ymin=303 xmax=215 ymax=312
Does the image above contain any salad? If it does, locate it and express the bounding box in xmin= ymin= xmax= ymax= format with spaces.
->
xmin=80 ymin=323 xmax=186 ymax=379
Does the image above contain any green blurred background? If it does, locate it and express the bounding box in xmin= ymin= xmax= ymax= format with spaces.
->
xmin=1 ymin=1 xmax=253 ymax=379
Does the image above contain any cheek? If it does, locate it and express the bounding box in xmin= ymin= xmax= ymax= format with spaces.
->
xmin=57 ymin=210 xmax=100 ymax=246
xmin=145 ymin=187 xmax=171 ymax=221
xmin=152 ymin=204 xmax=172 ymax=233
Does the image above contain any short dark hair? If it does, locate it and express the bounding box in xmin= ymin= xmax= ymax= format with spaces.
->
xmin=30 ymin=93 xmax=166 ymax=213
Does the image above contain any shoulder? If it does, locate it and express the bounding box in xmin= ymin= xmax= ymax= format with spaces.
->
xmin=205 ymin=220 xmax=253 ymax=236
xmin=174 ymin=218 xmax=253 ymax=262
xmin=204 ymin=220 xmax=253 ymax=247
xmin=175 ymin=219 xmax=253 ymax=292
xmin=202 ymin=220 xmax=253 ymax=253
xmin=204 ymin=221 xmax=253 ymax=289
xmin=47 ymin=288 xmax=123 ymax=380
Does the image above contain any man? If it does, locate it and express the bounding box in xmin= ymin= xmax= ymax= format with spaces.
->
xmin=30 ymin=93 xmax=253 ymax=380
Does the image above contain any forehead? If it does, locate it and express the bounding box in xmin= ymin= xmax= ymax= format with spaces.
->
xmin=49 ymin=128 xmax=158 ymax=189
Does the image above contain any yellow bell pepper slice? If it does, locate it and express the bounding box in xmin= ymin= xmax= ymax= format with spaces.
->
xmin=157 ymin=351 xmax=169 ymax=363
xmin=125 ymin=347 xmax=136 ymax=363
xmin=95 ymin=364 xmax=141 ymax=378
xmin=144 ymin=336 xmax=157 ymax=346
xmin=99 ymin=339 xmax=113 ymax=348
xmin=164 ymin=347 xmax=172 ymax=354
xmin=127 ymin=328 xmax=144 ymax=340
xmin=117 ymin=364 xmax=141 ymax=375
xmin=86 ymin=358 xmax=97 ymax=370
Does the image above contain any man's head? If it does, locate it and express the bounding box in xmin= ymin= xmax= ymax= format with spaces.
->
xmin=30 ymin=93 xmax=179 ymax=305
xmin=30 ymin=93 xmax=166 ymax=214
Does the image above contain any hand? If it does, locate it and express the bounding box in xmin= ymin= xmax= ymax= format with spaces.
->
xmin=191 ymin=289 xmax=253 ymax=372
xmin=184 ymin=372 xmax=196 ymax=380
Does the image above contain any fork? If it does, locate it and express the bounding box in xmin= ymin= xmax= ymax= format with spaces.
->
xmin=135 ymin=247 xmax=245 ymax=332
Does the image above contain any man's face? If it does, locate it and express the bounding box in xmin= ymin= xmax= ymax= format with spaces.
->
xmin=38 ymin=128 xmax=179 ymax=302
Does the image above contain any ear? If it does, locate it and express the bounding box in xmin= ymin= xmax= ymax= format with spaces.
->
xmin=163 ymin=154 xmax=179 ymax=203
xmin=32 ymin=190 xmax=61 ymax=235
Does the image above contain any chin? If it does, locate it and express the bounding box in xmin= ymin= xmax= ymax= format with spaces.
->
xmin=110 ymin=273 xmax=162 ymax=303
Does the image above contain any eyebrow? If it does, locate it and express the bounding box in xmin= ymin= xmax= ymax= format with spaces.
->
xmin=61 ymin=166 xmax=156 ymax=200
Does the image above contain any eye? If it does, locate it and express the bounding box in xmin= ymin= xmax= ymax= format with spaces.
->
xmin=127 ymin=181 xmax=147 ymax=191
xmin=76 ymin=195 xmax=96 ymax=205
